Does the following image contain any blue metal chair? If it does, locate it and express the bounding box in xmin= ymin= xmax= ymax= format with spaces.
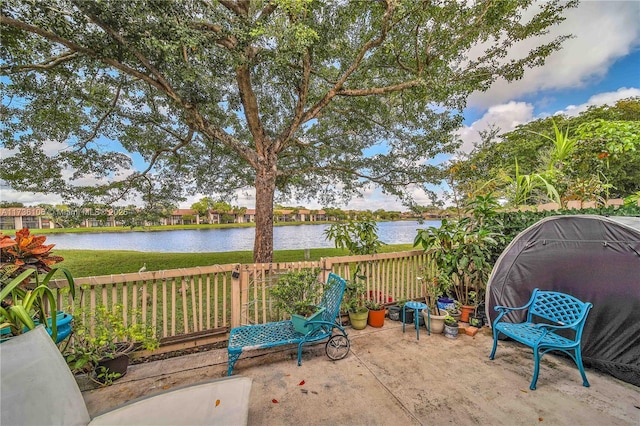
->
xmin=227 ymin=273 xmax=350 ymax=375
xmin=490 ymin=288 xmax=593 ymax=390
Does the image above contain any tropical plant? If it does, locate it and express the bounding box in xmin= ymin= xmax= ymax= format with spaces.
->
xmin=414 ymin=195 xmax=500 ymax=306
xmin=0 ymin=229 xmax=75 ymax=342
xmin=457 ymin=98 xmax=640 ymax=201
xmin=342 ymin=279 xmax=368 ymax=314
xmin=270 ymin=268 xmax=323 ymax=317
xmin=500 ymin=160 xmax=561 ymax=207
xmin=63 ymin=305 xmax=158 ymax=385
xmin=324 ymin=219 xmax=385 ymax=256
xmin=325 ymin=218 xmax=385 ymax=314
xmin=421 ymin=276 xmax=442 ymax=313
xmin=0 ymin=228 xmax=64 ymax=278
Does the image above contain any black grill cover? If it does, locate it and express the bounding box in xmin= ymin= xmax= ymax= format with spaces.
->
xmin=486 ymin=215 xmax=640 ymax=387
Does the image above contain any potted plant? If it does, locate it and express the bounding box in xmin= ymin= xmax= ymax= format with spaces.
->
xmin=0 ymin=229 xmax=76 ymax=343
xmin=414 ymin=195 xmax=500 ymax=324
xmin=447 ymin=300 xmax=462 ymax=323
xmin=420 ymin=277 xmax=446 ymax=334
xmin=443 ymin=315 xmax=459 ymax=339
xmin=343 ymin=279 xmax=368 ymax=330
xmin=270 ymin=268 xmax=325 ymax=334
xmin=324 ymin=218 xmax=385 ymax=330
xmin=365 ymin=300 xmax=385 ymax=327
xmin=63 ymin=304 xmax=159 ymax=385
xmin=388 ymin=299 xmax=404 ymax=321
xmin=468 ymin=292 xmax=486 ymax=328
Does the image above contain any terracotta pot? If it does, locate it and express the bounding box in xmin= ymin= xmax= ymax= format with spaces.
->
xmin=367 ymin=308 xmax=385 ymax=327
xmin=460 ymin=305 xmax=475 ymax=323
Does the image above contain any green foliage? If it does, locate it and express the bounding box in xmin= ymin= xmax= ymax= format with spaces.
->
xmin=414 ymin=194 xmax=501 ymax=305
xmin=488 ymin=204 xmax=640 ymax=257
xmin=500 ymin=160 xmax=561 ymax=207
xmin=458 ymin=98 xmax=640 ymax=204
xmin=444 ymin=315 xmax=458 ymax=327
xmin=342 ymin=279 xmax=368 ymax=314
xmin=269 ymin=268 xmax=322 ymax=317
xmin=364 ymin=300 xmax=383 ymax=311
xmin=0 ymin=229 xmax=76 ymax=342
xmin=1 ymin=0 xmax=578 ymax=263
xmin=325 ymin=218 xmax=385 ymax=312
xmin=64 ymin=304 xmax=158 ymax=384
xmin=529 ymin=118 xmax=576 ymax=170
xmin=324 ymin=219 xmax=384 ymax=256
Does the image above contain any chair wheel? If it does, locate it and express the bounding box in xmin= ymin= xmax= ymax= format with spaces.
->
xmin=325 ymin=335 xmax=350 ymax=360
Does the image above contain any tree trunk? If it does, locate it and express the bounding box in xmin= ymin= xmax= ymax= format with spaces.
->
xmin=253 ymin=166 xmax=276 ymax=263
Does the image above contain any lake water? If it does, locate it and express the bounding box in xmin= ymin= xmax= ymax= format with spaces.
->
xmin=45 ymin=220 xmax=440 ymax=253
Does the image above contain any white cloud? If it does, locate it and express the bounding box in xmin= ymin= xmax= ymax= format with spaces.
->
xmin=559 ymin=87 xmax=640 ymax=116
xmin=468 ymin=1 xmax=640 ymax=109
xmin=0 ymin=186 xmax=63 ymax=206
xmin=458 ymin=102 xmax=535 ymax=153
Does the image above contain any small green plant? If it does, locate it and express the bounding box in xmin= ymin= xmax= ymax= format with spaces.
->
xmin=468 ymin=291 xmax=478 ymax=306
xmin=270 ymin=268 xmax=323 ymax=317
xmin=364 ymin=300 xmax=383 ymax=311
xmin=444 ymin=315 xmax=458 ymax=327
xmin=64 ymin=304 xmax=158 ymax=385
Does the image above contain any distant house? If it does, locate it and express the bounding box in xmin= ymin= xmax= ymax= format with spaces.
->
xmin=166 ymin=209 xmax=199 ymax=225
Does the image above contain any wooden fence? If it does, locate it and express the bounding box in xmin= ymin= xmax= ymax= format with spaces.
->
xmin=51 ymin=250 xmax=430 ymax=353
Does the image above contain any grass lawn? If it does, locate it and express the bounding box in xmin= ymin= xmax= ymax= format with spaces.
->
xmin=56 ymin=244 xmax=416 ymax=278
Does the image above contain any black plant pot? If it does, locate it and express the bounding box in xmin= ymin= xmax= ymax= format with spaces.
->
xmin=388 ymin=306 xmax=401 ymax=321
xmin=468 ymin=315 xmax=483 ymax=328
xmin=400 ymin=308 xmax=425 ymax=326
xmin=96 ymin=353 xmax=130 ymax=384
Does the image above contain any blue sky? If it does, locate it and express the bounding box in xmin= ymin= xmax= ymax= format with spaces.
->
xmin=2 ymin=1 xmax=640 ymax=211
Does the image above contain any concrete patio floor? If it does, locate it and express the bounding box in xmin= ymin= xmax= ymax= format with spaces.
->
xmin=82 ymin=321 xmax=639 ymax=425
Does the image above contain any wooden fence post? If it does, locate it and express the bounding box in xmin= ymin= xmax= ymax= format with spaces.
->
xmin=230 ymin=264 xmax=242 ymax=328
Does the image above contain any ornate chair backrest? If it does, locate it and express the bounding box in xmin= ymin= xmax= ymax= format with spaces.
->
xmin=319 ymin=273 xmax=347 ymax=324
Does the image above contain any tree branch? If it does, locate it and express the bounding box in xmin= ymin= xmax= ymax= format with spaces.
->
xmin=275 ymin=48 xmax=312 ymax=153
xmin=300 ymin=1 xmax=397 ymax=123
xmin=70 ymin=1 xmax=181 ymax=103
xmin=0 ymin=15 xmax=165 ymax=93
xmin=138 ymin=128 xmax=195 ymax=177
xmin=0 ymin=51 xmax=79 ymax=72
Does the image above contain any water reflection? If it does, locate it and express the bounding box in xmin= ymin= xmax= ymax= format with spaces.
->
xmin=46 ymin=220 xmax=440 ymax=253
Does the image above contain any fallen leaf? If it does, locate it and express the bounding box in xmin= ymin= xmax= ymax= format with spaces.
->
xmin=162 ymin=385 xmax=170 ymax=390
xmin=538 ymin=417 xmax=543 ymax=422
xmin=520 ymin=389 xmax=528 ymax=393
xmin=272 ymin=399 xmax=279 ymax=403
xmin=298 ymin=380 xmax=305 ymax=386
xmin=215 ymin=399 xmax=220 ymax=407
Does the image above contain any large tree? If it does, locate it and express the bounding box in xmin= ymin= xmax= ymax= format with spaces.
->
xmin=1 ymin=0 xmax=576 ymax=262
